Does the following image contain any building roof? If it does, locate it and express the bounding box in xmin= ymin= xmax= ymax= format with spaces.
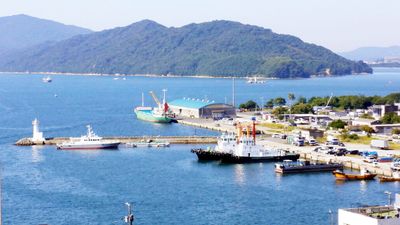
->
xmin=169 ymin=98 xmax=216 ymax=109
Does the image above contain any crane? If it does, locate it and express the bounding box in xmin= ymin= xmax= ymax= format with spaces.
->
xmin=149 ymin=91 xmax=161 ymax=107
xmin=325 ymin=93 xmax=333 ymax=109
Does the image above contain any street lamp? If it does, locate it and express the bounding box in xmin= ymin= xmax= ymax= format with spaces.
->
xmin=384 ymin=191 xmax=392 ymax=205
xmin=328 ymin=209 xmax=334 ymax=225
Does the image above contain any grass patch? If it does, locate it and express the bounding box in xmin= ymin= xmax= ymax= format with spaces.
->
xmin=259 ymin=123 xmax=295 ymax=132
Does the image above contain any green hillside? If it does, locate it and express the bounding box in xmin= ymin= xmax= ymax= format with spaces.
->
xmin=0 ymin=20 xmax=371 ymax=78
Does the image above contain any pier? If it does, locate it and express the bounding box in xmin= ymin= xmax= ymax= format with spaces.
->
xmin=15 ymin=136 xmax=217 ymax=146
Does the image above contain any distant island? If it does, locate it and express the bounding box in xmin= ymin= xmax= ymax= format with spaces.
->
xmin=340 ymin=46 xmax=400 ymax=68
xmin=0 ymin=17 xmax=371 ymax=78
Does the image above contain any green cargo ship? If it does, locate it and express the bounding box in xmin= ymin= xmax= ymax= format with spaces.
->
xmin=134 ymin=89 xmax=175 ymax=123
xmin=134 ymin=107 xmax=174 ymax=123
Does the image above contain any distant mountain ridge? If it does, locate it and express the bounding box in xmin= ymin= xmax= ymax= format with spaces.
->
xmin=0 ymin=14 xmax=92 ymax=53
xmin=0 ymin=19 xmax=371 ymax=78
xmin=340 ymin=46 xmax=400 ymax=61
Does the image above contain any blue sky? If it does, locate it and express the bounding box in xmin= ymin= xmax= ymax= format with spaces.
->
xmin=1 ymin=0 xmax=399 ymax=52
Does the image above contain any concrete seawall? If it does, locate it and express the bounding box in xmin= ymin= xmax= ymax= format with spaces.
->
xmin=15 ymin=136 xmax=217 ymax=146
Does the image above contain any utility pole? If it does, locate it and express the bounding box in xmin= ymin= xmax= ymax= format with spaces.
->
xmin=124 ymin=202 xmax=134 ymax=225
xmin=232 ymin=77 xmax=235 ymax=107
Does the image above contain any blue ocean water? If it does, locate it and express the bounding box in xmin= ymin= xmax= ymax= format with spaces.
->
xmin=1 ymin=68 xmax=400 ymax=224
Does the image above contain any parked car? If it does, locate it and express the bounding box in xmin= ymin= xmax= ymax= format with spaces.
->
xmin=346 ymin=150 xmax=359 ymax=155
xmin=363 ymin=156 xmax=378 ymax=163
xmin=272 ymin=133 xmax=280 ymax=138
xmin=308 ymin=139 xmax=318 ymax=146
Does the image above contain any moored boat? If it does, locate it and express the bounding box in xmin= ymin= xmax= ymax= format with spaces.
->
xmin=219 ymin=119 xmax=300 ymax=163
xmin=379 ymin=170 xmax=400 ymax=182
xmin=275 ymin=159 xmax=343 ymax=174
xmin=191 ymin=132 xmax=237 ymax=161
xmin=332 ymin=169 xmax=377 ymax=181
xmin=134 ymin=90 xmax=175 ymax=123
xmin=56 ymin=125 xmax=120 ymax=150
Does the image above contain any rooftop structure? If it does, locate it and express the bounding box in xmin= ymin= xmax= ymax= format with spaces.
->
xmin=169 ymin=98 xmax=236 ymax=119
xmin=338 ymin=193 xmax=400 ymax=225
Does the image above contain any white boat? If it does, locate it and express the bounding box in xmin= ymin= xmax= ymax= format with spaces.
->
xmin=191 ymin=132 xmax=237 ymax=160
xmin=56 ymin=125 xmax=120 ymax=150
xmin=246 ymin=77 xmax=266 ymax=84
xmin=42 ymin=76 xmax=52 ymax=83
xmin=219 ymin=121 xmax=299 ymax=163
xmin=126 ymin=139 xmax=170 ymax=148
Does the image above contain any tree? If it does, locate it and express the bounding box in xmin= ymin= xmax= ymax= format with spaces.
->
xmin=288 ymin=93 xmax=295 ymax=105
xmin=361 ymin=125 xmax=375 ymax=134
xmin=272 ymin=106 xmax=288 ymax=116
xmin=290 ymin=103 xmax=313 ymax=114
xmin=265 ymin=99 xmax=274 ymax=108
xmin=392 ymin=128 xmax=400 ymax=135
xmin=239 ymin=100 xmax=259 ymax=110
xmin=328 ymin=119 xmax=347 ymax=129
xmin=297 ymin=96 xmax=307 ymax=104
xmin=381 ymin=112 xmax=400 ymax=124
xmin=274 ymin=97 xmax=286 ymax=106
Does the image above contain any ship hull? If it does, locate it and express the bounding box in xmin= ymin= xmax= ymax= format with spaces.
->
xmin=220 ymin=153 xmax=300 ymax=164
xmin=332 ymin=171 xmax=377 ymax=180
xmin=191 ymin=148 xmax=229 ymax=161
xmin=57 ymin=142 xmax=120 ymax=150
xmin=135 ymin=109 xmax=173 ymax=123
xmin=275 ymin=164 xmax=343 ymax=174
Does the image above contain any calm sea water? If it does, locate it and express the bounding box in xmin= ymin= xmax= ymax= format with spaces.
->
xmin=1 ymin=68 xmax=400 ymax=224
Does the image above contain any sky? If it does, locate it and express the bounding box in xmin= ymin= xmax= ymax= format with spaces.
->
xmin=1 ymin=0 xmax=399 ymax=52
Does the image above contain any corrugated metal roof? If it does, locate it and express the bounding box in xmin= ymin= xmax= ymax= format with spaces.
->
xmin=169 ymin=98 xmax=215 ymax=109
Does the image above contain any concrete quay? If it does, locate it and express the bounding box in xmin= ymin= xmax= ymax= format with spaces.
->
xmin=15 ymin=136 xmax=217 ymax=146
xmin=260 ymin=138 xmax=395 ymax=177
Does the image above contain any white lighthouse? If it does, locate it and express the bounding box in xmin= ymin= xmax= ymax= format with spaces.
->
xmin=31 ymin=118 xmax=45 ymax=143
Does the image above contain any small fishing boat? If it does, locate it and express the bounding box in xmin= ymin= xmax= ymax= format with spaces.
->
xmin=332 ymin=169 xmax=377 ymax=181
xmin=42 ymin=76 xmax=52 ymax=83
xmin=379 ymin=170 xmax=400 ymax=182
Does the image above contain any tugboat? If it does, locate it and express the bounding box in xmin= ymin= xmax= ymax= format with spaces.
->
xmin=275 ymin=159 xmax=343 ymax=174
xmin=332 ymin=168 xmax=377 ymax=181
xmin=219 ymin=118 xmax=300 ymax=163
xmin=191 ymin=133 xmax=236 ymax=161
xmin=57 ymin=125 xmax=120 ymax=150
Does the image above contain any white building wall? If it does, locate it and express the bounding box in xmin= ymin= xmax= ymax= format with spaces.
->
xmin=338 ymin=209 xmax=400 ymax=225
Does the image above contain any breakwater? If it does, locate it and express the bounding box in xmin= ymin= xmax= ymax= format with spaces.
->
xmin=15 ymin=136 xmax=217 ymax=146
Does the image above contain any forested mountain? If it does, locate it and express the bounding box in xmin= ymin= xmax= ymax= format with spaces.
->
xmin=0 ymin=14 xmax=92 ymax=53
xmin=0 ymin=19 xmax=371 ymax=78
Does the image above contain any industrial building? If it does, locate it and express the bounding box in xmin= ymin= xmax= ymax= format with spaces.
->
xmin=168 ymin=98 xmax=236 ymax=119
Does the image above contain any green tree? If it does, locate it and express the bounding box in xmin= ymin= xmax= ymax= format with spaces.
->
xmin=288 ymin=93 xmax=295 ymax=105
xmin=361 ymin=125 xmax=375 ymax=134
xmin=265 ymin=99 xmax=274 ymax=108
xmin=392 ymin=128 xmax=400 ymax=135
xmin=239 ymin=100 xmax=259 ymax=110
xmin=274 ymin=97 xmax=286 ymax=106
xmin=328 ymin=119 xmax=347 ymax=129
xmin=381 ymin=112 xmax=400 ymax=124
xmin=290 ymin=103 xmax=313 ymax=114
xmin=272 ymin=106 xmax=288 ymax=117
